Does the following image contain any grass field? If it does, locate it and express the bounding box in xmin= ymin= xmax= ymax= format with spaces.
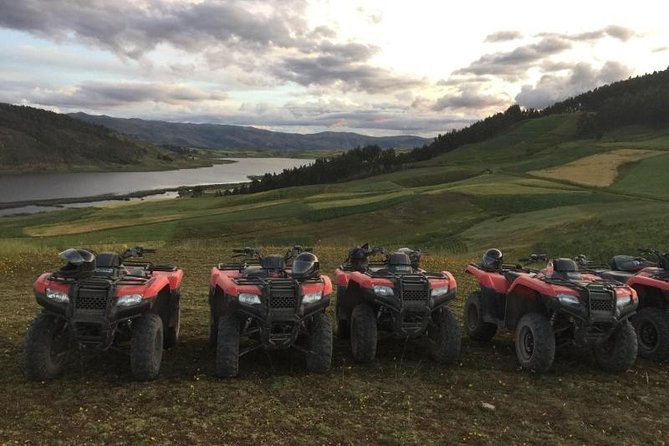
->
xmin=2 ymin=115 xmax=669 ymax=445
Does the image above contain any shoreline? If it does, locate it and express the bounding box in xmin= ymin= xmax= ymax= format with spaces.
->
xmin=0 ymin=182 xmax=248 ymax=211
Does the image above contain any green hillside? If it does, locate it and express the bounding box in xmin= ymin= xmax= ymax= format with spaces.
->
xmin=0 ymin=103 xmax=213 ymax=173
xmin=4 ymin=112 xmax=667 ymax=257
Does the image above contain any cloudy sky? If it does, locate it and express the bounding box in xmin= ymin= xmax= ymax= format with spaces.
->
xmin=0 ymin=0 xmax=667 ymax=137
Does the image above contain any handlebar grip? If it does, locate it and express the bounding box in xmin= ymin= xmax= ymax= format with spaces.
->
xmin=232 ymin=249 xmax=245 ymax=253
xmin=143 ymin=248 xmax=157 ymax=253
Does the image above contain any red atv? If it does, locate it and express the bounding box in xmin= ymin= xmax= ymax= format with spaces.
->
xmin=465 ymin=250 xmax=638 ymax=372
xmin=335 ymin=244 xmax=461 ymax=364
xmin=25 ymin=247 xmax=183 ymax=381
xmin=208 ymin=246 xmax=332 ymax=377
xmin=587 ymin=249 xmax=669 ymax=361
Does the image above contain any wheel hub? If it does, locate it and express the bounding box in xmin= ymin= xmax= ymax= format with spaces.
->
xmin=521 ymin=327 xmax=534 ymax=358
xmin=639 ymin=321 xmax=659 ymax=351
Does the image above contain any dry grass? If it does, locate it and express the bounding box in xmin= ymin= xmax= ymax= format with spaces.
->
xmin=529 ymin=149 xmax=661 ymax=187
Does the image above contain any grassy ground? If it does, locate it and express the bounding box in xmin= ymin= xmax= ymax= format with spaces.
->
xmin=1 ymin=245 xmax=668 ymax=445
xmin=2 ymin=115 xmax=669 ymax=444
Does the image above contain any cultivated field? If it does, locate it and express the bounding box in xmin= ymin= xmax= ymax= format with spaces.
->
xmin=529 ymin=148 xmax=661 ymax=187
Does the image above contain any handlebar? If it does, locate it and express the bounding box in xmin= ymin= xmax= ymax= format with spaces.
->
xmin=121 ymin=246 xmax=157 ymax=259
xmin=518 ymin=253 xmax=548 ymax=264
xmin=231 ymin=247 xmax=261 ymax=258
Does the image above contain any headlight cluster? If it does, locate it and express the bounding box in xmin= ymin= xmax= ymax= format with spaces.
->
xmin=46 ymin=288 xmax=70 ymax=304
xmin=373 ymin=285 xmax=394 ymax=297
xmin=557 ymin=293 xmax=581 ymax=306
xmin=302 ymin=292 xmax=323 ymax=304
xmin=431 ymin=286 xmax=449 ymax=298
xmin=116 ymin=294 xmax=144 ymax=307
xmin=239 ymin=293 xmax=261 ymax=305
xmin=616 ymin=296 xmax=634 ymax=308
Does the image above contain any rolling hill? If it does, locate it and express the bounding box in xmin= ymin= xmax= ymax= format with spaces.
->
xmin=69 ymin=112 xmax=430 ymax=151
xmin=0 ymin=103 xmax=211 ymax=173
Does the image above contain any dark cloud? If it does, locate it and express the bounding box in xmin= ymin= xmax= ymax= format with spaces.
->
xmin=431 ymin=88 xmax=510 ymax=111
xmin=485 ymin=31 xmax=523 ymax=43
xmin=515 ymin=61 xmax=632 ymax=109
xmin=455 ymin=36 xmax=572 ymax=78
xmin=272 ymin=56 xmax=426 ymax=93
xmin=0 ymin=0 xmax=408 ymax=95
xmin=9 ymin=81 xmax=227 ymax=108
xmin=0 ymin=0 xmax=310 ymax=58
xmin=572 ymin=25 xmax=637 ymax=42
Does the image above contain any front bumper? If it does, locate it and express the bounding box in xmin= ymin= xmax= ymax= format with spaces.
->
xmin=543 ymin=293 xmax=637 ymax=345
xmin=227 ymin=294 xmax=330 ymax=350
xmin=35 ymin=290 xmax=154 ymax=349
xmin=361 ymin=287 xmax=457 ymax=337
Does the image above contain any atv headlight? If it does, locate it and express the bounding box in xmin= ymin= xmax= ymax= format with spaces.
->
xmin=557 ymin=293 xmax=581 ymax=306
xmin=46 ymin=288 xmax=70 ymax=304
xmin=431 ymin=286 xmax=449 ymax=298
xmin=373 ymin=285 xmax=394 ymax=297
xmin=616 ymin=296 xmax=633 ymax=308
xmin=302 ymin=292 xmax=322 ymax=304
xmin=239 ymin=293 xmax=261 ymax=305
xmin=116 ymin=294 xmax=144 ymax=307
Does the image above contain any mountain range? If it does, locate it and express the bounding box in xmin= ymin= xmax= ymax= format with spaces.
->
xmin=68 ymin=113 xmax=430 ymax=151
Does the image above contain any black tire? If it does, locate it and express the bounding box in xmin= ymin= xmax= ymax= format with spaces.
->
xmin=594 ymin=320 xmax=638 ymax=372
xmin=209 ymin=315 xmax=218 ymax=347
xmin=515 ymin=313 xmax=555 ymax=373
xmin=632 ymin=307 xmax=669 ymax=361
xmin=164 ymin=306 xmax=180 ymax=349
xmin=336 ymin=289 xmax=350 ymax=339
xmin=464 ymin=291 xmax=497 ymax=342
xmin=350 ymin=304 xmax=377 ymax=363
xmin=305 ymin=312 xmax=333 ymax=373
xmin=215 ymin=313 xmax=240 ymax=378
xmin=428 ymin=307 xmax=462 ymax=364
xmin=24 ymin=313 xmax=70 ymax=381
xmin=130 ymin=313 xmax=164 ymax=381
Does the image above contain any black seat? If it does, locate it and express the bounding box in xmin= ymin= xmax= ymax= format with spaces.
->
xmin=550 ymin=258 xmax=582 ymax=280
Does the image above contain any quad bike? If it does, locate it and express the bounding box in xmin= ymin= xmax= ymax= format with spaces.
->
xmin=582 ymin=249 xmax=669 ymax=361
xmin=335 ymin=244 xmax=461 ymax=364
xmin=208 ymin=245 xmax=332 ymax=377
xmin=25 ymin=246 xmax=183 ymax=381
xmin=465 ymin=249 xmax=638 ymax=372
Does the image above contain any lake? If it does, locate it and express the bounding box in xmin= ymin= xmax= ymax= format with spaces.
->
xmin=0 ymin=157 xmax=312 ymax=216
xmin=0 ymin=158 xmax=311 ymax=203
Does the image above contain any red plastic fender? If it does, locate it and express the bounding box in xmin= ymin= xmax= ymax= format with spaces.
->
xmin=465 ymin=264 xmax=510 ymax=294
xmin=33 ymin=274 xmax=70 ymax=295
xmin=303 ymin=275 xmax=333 ymax=296
xmin=335 ymin=269 xmax=350 ymax=288
xmin=210 ymin=267 xmax=240 ymax=296
xmin=628 ymin=269 xmax=669 ymax=291
xmin=507 ymin=275 xmax=578 ymax=298
xmin=116 ymin=275 xmax=171 ymax=299
xmin=434 ymin=271 xmax=457 ymax=289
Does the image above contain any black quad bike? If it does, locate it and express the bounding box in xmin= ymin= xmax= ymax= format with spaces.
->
xmin=581 ymin=249 xmax=669 ymax=361
xmin=465 ymin=250 xmax=639 ymax=372
xmin=208 ymin=246 xmax=333 ymax=377
xmin=25 ymin=247 xmax=183 ymax=380
xmin=335 ymin=244 xmax=461 ymax=364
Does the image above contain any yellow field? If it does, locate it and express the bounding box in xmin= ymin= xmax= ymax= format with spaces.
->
xmin=529 ymin=149 xmax=661 ymax=187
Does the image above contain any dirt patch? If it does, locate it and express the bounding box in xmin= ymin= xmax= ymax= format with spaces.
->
xmin=530 ymin=149 xmax=661 ymax=187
